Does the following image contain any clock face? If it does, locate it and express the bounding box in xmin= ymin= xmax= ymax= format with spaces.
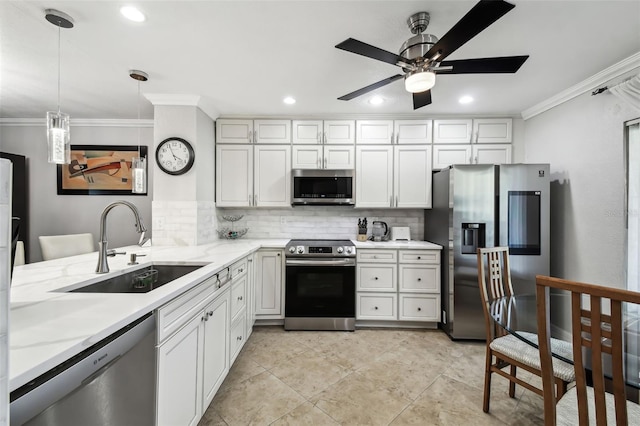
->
xmin=156 ymin=137 xmax=195 ymax=175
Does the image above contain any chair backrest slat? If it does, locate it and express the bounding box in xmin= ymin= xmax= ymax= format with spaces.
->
xmin=477 ymin=247 xmax=514 ymax=341
xmin=536 ymin=275 xmax=637 ymax=426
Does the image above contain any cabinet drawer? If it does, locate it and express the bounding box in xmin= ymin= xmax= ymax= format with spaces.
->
xmin=357 ymin=249 xmax=397 ymax=263
xmin=357 ymin=264 xmax=397 ymax=291
xmin=230 ymin=258 xmax=248 ymax=280
xmin=156 ymin=277 xmax=216 ymax=343
xmin=399 ymin=295 xmax=441 ymax=321
xmin=357 ymin=293 xmax=397 ymax=320
xmin=399 ymin=265 xmax=440 ymax=292
xmin=231 ymin=275 xmax=247 ymax=321
xmin=398 ymin=250 xmax=440 ymax=264
xmin=230 ymin=315 xmax=247 ymax=363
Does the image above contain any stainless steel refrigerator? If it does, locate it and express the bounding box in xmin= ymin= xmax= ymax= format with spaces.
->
xmin=425 ymin=164 xmax=550 ymax=340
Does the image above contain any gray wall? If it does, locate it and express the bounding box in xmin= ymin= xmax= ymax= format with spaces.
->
xmin=0 ymin=123 xmax=153 ymax=263
xmin=523 ymin=92 xmax=638 ymax=288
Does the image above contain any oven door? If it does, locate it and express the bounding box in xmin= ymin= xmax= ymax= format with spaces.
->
xmin=285 ymin=258 xmax=356 ymax=318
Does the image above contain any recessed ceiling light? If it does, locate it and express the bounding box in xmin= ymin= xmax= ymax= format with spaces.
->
xmin=283 ymin=97 xmax=296 ymax=105
xmin=369 ymin=96 xmax=384 ymax=105
xmin=459 ymin=95 xmax=474 ymax=104
xmin=120 ymin=6 xmax=145 ymax=22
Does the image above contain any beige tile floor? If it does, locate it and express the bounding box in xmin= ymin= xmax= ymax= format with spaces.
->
xmin=199 ymin=326 xmax=545 ymax=426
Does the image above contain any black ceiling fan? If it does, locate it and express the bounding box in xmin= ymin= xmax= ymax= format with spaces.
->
xmin=335 ymin=0 xmax=529 ymax=110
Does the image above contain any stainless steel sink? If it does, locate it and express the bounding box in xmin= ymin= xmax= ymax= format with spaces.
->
xmin=68 ymin=264 xmax=204 ymax=293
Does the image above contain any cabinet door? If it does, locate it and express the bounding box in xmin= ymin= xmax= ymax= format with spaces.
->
xmin=433 ymin=119 xmax=472 ymax=144
xmin=292 ymin=146 xmax=322 ymax=169
xmin=432 ymin=145 xmax=472 ymax=170
xmin=216 ymin=119 xmax=253 ymax=144
xmin=473 ymin=118 xmax=512 ymax=143
xmin=216 ymin=145 xmax=253 ymax=207
xmin=399 ymin=295 xmax=441 ymax=321
xmin=157 ymin=314 xmax=202 ymax=426
xmin=246 ymin=255 xmax=255 ymax=338
xmin=355 ymin=146 xmax=393 ymax=208
xmin=231 ymin=274 xmax=247 ymax=322
xmin=357 ymin=264 xmax=397 ymax=291
xmin=398 ymin=265 xmax=440 ymax=292
xmin=255 ymin=250 xmax=284 ymax=317
xmin=357 ymin=293 xmax=397 ymax=320
xmin=254 ymin=120 xmax=291 ymax=144
xmin=324 ymin=120 xmax=355 ymax=144
xmin=472 ymin=144 xmax=512 ymax=165
xmin=394 ymin=145 xmax=432 ymax=208
xmin=292 ymin=120 xmax=322 ymax=144
xmin=356 ymin=120 xmax=394 ymax=144
xmin=394 ymin=120 xmax=432 ymax=144
xmin=254 ymin=145 xmax=291 ymax=207
xmin=202 ymin=291 xmax=230 ymax=409
xmin=324 ymin=146 xmax=355 ymax=169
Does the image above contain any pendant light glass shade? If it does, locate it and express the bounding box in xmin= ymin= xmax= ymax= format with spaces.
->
xmin=129 ymin=69 xmax=148 ymax=194
xmin=46 ymin=110 xmax=70 ymax=164
xmin=45 ymin=9 xmax=74 ymax=165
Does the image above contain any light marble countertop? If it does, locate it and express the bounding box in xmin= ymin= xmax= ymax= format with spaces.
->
xmin=9 ymin=238 xmax=440 ymax=391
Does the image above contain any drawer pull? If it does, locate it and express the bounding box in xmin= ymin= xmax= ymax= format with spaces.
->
xmin=237 ymin=335 xmax=243 ymax=341
xmin=417 ymin=256 xmax=421 ymax=260
xmin=238 ymin=296 xmax=243 ymax=301
xmin=207 ymin=311 xmax=213 ymax=316
xmin=202 ymin=315 xmax=208 ymax=322
xmin=374 ymin=306 xmax=379 ymax=310
xmin=374 ymin=277 xmax=379 ymax=280
xmin=239 ymin=268 xmax=244 ymax=273
xmin=418 ymin=307 xmax=422 ymax=312
xmin=417 ymin=278 xmax=422 ymax=282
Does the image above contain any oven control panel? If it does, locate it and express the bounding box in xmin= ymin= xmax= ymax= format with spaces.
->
xmin=286 ymin=241 xmax=356 ymax=257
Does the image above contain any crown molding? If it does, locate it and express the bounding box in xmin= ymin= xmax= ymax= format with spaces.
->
xmin=0 ymin=118 xmax=154 ymax=127
xmin=521 ymin=51 xmax=640 ymax=120
xmin=144 ymin=93 xmax=220 ymax=121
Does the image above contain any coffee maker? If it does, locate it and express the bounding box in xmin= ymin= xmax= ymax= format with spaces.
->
xmin=371 ymin=221 xmax=388 ymax=242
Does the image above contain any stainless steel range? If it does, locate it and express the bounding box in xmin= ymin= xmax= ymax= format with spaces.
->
xmin=284 ymin=239 xmax=356 ymax=331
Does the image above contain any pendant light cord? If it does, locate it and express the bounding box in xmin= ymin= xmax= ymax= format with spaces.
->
xmin=57 ymin=24 xmax=61 ymax=114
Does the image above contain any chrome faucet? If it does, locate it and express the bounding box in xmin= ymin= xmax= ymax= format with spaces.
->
xmin=96 ymin=200 xmax=148 ymax=273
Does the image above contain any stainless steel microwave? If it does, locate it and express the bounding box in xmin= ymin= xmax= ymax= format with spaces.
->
xmin=291 ymin=169 xmax=355 ymax=206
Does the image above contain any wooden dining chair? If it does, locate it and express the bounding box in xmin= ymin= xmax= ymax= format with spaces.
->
xmin=477 ymin=247 xmax=574 ymax=413
xmin=536 ymin=275 xmax=640 ymax=425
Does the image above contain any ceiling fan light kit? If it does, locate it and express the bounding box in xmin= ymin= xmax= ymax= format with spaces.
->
xmin=335 ymin=0 xmax=529 ymax=110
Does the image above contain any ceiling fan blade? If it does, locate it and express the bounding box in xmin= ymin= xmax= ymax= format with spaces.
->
xmin=424 ymin=0 xmax=516 ymax=62
xmin=338 ymin=74 xmax=404 ymax=101
xmin=413 ymin=90 xmax=432 ymax=110
xmin=336 ymin=38 xmax=410 ymax=67
xmin=436 ymin=55 xmax=529 ymax=74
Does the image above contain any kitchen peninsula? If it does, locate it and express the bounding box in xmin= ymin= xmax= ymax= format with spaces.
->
xmin=9 ymin=238 xmax=440 ymax=425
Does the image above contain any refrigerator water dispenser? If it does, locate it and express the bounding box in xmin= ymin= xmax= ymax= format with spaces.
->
xmin=461 ymin=223 xmax=486 ymax=254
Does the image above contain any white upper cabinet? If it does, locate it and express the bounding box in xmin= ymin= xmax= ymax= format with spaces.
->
xmin=473 ymin=144 xmax=512 ymax=164
xmin=324 ymin=146 xmax=355 ymax=169
xmin=473 ymin=118 xmax=512 ymax=144
xmin=394 ymin=120 xmax=433 ymax=144
xmin=433 ymin=119 xmax=473 ymax=144
xmin=216 ymin=145 xmax=254 ymax=207
xmin=216 ymin=119 xmax=254 ymax=144
xmin=356 ymin=120 xmax=394 ymax=144
xmin=356 ymin=146 xmax=393 ymax=208
xmin=432 ymin=145 xmax=472 ymax=170
xmin=216 ymin=119 xmax=290 ymax=144
xmin=292 ymin=120 xmax=323 ymax=144
xmin=292 ymin=145 xmax=323 ymax=169
xmin=254 ymin=120 xmax=291 ymax=144
xmin=324 ymin=120 xmax=355 ymax=144
xmin=254 ymin=145 xmax=291 ymax=207
xmin=394 ymin=145 xmax=432 ymax=208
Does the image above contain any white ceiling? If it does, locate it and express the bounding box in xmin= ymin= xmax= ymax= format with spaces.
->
xmin=1 ymin=0 xmax=639 ymax=120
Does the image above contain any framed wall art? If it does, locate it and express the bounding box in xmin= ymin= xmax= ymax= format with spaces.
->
xmin=57 ymin=145 xmax=148 ymax=195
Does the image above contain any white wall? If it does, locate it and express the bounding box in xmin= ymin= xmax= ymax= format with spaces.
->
xmin=0 ymin=123 xmax=153 ymax=263
xmin=524 ymin=92 xmax=638 ymax=287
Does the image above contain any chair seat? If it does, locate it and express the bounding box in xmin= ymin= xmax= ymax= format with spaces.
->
xmin=555 ymin=385 xmax=640 ymax=425
xmin=490 ymin=332 xmax=576 ymax=382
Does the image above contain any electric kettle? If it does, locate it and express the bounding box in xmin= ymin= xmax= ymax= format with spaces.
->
xmin=372 ymin=221 xmax=388 ymax=242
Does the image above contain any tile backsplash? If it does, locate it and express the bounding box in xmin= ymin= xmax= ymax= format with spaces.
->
xmin=216 ymin=207 xmax=424 ymax=240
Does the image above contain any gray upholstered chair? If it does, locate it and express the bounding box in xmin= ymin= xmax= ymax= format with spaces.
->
xmin=39 ymin=233 xmax=95 ymax=261
xmin=477 ymin=247 xmax=574 ymax=413
xmin=536 ymin=275 xmax=640 ymax=425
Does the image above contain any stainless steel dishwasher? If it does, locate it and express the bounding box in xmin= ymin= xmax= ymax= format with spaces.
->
xmin=10 ymin=312 xmax=156 ymax=426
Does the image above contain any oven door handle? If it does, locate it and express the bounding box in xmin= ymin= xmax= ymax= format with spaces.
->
xmin=285 ymin=258 xmax=356 ymax=267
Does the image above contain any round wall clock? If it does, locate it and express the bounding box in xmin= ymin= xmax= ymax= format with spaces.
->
xmin=155 ymin=137 xmax=195 ymax=175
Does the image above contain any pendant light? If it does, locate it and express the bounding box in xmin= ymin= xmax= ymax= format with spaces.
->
xmin=45 ymin=9 xmax=74 ymax=164
xmin=129 ymin=70 xmax=148 ymax=194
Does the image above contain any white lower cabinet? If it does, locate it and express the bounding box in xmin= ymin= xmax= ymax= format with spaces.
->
xmin=255 ymin=249 xmax=284 ymax=319
xmin=156 ymin=278 xmax=230 ymax=426
xmin=356 ymin=249 xmax=441 ymax=323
